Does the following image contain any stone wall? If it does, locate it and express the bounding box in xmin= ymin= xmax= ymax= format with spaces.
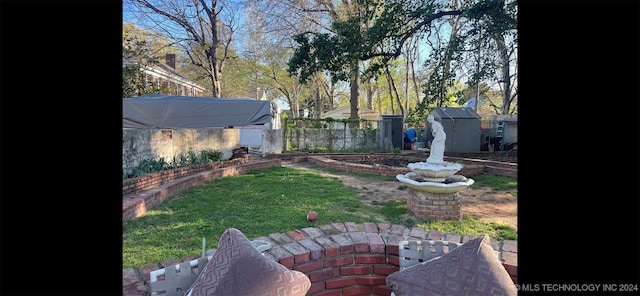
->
xmin=122 ymin=128 xmax=241 ymax=172
xmin=286 ymin=128 xmax=381 ymax=151
xmin=262 ymin=129 xmax=286 ymax=155
xmin=123 ymin=128 xmax=287 ymax=174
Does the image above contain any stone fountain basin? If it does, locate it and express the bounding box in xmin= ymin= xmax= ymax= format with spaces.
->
xmin=407 ymin=161 xmax=464 ymax=182
xmin=396 ymin=173 xmax=474 ymax=194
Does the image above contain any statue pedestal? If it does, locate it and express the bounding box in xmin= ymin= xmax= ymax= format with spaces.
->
xmin=407 ymin=189 xmax=461 ymax=221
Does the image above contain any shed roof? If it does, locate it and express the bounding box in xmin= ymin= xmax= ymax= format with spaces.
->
xmin=431 ymin=107 xmax=481 ymax=120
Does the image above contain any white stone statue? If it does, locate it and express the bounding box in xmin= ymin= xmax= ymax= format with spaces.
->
xmin=426 ymin=115 xmax=446 ymax=164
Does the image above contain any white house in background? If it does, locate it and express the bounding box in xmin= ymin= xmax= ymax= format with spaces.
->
xmin=142 ymin=53 xmax=206 ymax=97
xmin=322 ymin=106 xmax=382 ymax=121
xmin=321 ymin=106 xmax=382 ymax=129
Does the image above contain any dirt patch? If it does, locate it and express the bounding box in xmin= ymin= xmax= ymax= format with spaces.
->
xmin=281 ymin=160 xmax=517 ymax=230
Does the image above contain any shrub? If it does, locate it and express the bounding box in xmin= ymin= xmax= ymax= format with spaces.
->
xmin=123 ymin=149 xmax=224 ymax=179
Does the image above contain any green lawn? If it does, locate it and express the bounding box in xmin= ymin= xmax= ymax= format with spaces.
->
xmin=122 ymin=166 xmax=517 ymax=269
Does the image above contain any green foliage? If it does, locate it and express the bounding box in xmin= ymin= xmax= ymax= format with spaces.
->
xmin=288 ymin=0 xmax=387 ymax=85
xmin=405 ymin=106 xmax=429 ymax=131
xmin=133 ymin=157 xmax=169 ymax=177
xmin=464 ymin=0 xmax=517 ymax=33
xmin=122 ymin=24 xmax=169 ymax=98
xmin=122 ymin=37 xmax=164 ymax=98
xmin=123 ymin=149 xmax=224 ymax=179
xmin=200 ymin=149 xmax=224 ymax=163
xmin=289 ymin=0 xmax=517 ymax=119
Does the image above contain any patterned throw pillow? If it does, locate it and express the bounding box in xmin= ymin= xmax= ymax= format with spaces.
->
xmin=386 ymin=234 xmax=516 ymax=296
xmin=186 ymin=228 xmax=311 ymax=296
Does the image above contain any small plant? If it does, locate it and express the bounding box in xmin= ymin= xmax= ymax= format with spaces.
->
xmin=124 ymin=149 xmax=224 ymax=179
xmin=187 ymin=150 xmax=199 ymax=166
xmin=132 ymin=157 xmax=168 ymax=177
xmin=201 ymin=149 xmax=223 ymax=162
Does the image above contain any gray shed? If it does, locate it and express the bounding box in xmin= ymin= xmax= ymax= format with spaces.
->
xmin=428 ymin=107 xmax=481 ymax=152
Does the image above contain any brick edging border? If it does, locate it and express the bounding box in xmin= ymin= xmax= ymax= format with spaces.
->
xmin=123 ymin=222 xmax=517 ymax=296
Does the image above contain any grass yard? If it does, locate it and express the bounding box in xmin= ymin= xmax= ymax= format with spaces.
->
xmin=122 ymin=166 xmax=517 ymax=269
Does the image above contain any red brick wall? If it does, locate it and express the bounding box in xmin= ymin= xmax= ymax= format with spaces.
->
xmin=122 ymin=157 xmax=251 ymax=197
xmin=124 ymin=223 xmax=518 ymax=296
xmin=298 ymin=154 xmax=491 ymax=177
xmin=122 ymin=158 xmax=281 ymax=224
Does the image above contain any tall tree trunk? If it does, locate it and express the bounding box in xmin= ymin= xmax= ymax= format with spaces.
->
xmin=438 ymin=20 xmax=459 ymax=107
xmin=404 ymin=44 xmax=410 ymax=117
xmin=387 ymin=73 xmax=395 ymax=115
xmin=314 ymin=85 xmax=321 ymax=118
xmin=385 ymin=65 xmax=404 ymax=116
xmin=410 ymin=42 xmax=421 ymax=105
xmin=375 ymin=85 xmax=382 ymax=113
xmin=365 ymin=81 xmax=373 ymax=110
xmin=325 ymin=79 xmax=335 ymax=110
xmin=494 ymin=33 xmax=512 ymax=115
xmin=349 ymin=60 xmax=360 ymax=127
xmin=208 ymin=12 xmax=220 ymax=98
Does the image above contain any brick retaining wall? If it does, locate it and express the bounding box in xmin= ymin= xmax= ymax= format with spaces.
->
xmin=123 ymin=157 xmax=252 ymax=197
xmin=266 ymin=152 xmax=516 ymax=178
xmin=297 ymin=155 xmax=486 ymax=177
xmin=123 ymin=222 xmax=518 ymax=296
xmin=122 ymin=157 xmax=281 ymax=224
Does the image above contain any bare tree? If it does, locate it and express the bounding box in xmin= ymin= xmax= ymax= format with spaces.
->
xmin=458 ymin=0 xmax=518 ymax=115
xmin=240 ymin=0 xmax=334 ymax=117
xmin=279 ymin=0 xmax=367 ymax=123
xmin=492 ymin=30 xmax=517 ymax=115
xmin=125 ymin=0 xmax=242 ymax=97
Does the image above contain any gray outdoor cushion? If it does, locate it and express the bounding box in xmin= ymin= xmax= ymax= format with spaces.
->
xmin=387 ymin=234 xmax=516 ymax=296
xmin=186 ymin=228 xmax=310 ymax=296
